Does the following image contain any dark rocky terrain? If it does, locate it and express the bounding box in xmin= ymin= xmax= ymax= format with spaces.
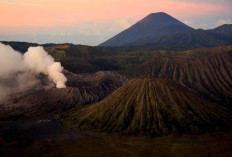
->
xmin=0 ymin=70 xmax=128 ymax=121
xmin=1 ymin=44 xmax=232 ymax=124
xmin=0 ymin=43 xmax=232 ymax=156
xmin=0 ymin=115 xmax=85 ymax=143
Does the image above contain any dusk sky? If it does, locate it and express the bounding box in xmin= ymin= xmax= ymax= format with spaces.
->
xmin=0 ymin=0 xmax=232 ymax=45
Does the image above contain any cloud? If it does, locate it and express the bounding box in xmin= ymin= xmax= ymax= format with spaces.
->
xmin=0 ymin=18 xmax=135 ymax=45
xmin=184 ymin=19 xmax=195 ymax=27
xmin=114 ymin=19 xmax=133 ymax=30
xmin=183 ymin=19 xmax=209 ymax=29
xmin=216 ymin=19 xmax=232 ymax=27
xmin=1 ymin=0 xmax=15 ymax=2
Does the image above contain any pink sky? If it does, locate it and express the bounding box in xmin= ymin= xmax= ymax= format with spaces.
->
xmin=0 ymin=0 xmax=231 ymax=26
xmin=0 ymin=0 xmax=231 ymax=45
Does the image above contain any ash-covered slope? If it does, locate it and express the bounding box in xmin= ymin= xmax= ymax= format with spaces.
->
xmin=0 ymin=71 xmax=128 ymax=121
xmin=63 ymin=78 xmax=232 ymax=135
xmin=125 ymin=49 xmax=232 ymax=107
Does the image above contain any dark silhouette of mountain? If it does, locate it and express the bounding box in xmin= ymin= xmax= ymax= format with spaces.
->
xmin=0 ymin=41 xmax=74 ymax=53
xmin=99 ymin=13 xmax=232 ymax=48
xmin=62 ymin=78 xmax=232 ymax=135
xmin=99 ymin=12 xmax=194 ymax=46
xmin=209 ymin=24 xmax=232 ymax=36
xmin=132 ymin=29 xmax=232 ymax=48
xmin=1 ymin=41 xmax=39 ymax=53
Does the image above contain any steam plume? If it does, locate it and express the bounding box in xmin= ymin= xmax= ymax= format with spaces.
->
xmin=24 ymin=46 xmax=67 ymax=88
xmin=0 ymin=42 xmax=26 ymax=76
xmin=0 ymin=42 xmax=67 ymax=90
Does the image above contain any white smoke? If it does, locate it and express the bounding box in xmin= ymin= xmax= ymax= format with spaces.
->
xmin=0 ymin=42 xmax=26 ymax=76
xmin=24 ymin=46 xmax=67 ymax=88
xmin=0 ymin=42 xmax=67 ymax=96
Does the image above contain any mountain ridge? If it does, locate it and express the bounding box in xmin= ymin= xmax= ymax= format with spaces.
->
xmin=130 ymin=28 xmax=232 ymax=48
xmin=99 ymin=12 xmax=232 ymax=48
xmin=124 ymin=49 xmax=232 ymax=108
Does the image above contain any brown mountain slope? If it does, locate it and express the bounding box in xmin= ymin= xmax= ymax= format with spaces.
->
xmin=125 ymin=50 xmax=232 ymax=107
xmin=62 ymin=78 xmax=232 ymax=136
xmin=0 ymin=71 xmax=128 ymax=121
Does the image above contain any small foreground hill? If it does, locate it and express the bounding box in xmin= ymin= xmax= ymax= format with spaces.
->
xmin=62 ymin=78 xmax=232 ymax=136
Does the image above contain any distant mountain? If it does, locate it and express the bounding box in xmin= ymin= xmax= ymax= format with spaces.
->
xmin=208 ymin=24 xmax=232 ymax=42
xmin=62 ymin=78 xmax=232 ymax=135
xmin=209 ymin=24 xmax=232 ymax=36
xmin=99 ymin=12 xmax=232 ymax=48
xmin=134 ymin=29 xmax=232 ymax=48
xmin=99 ymin=12 xmax=194 ymax=46
xmin=0 ymin=41 xmax=74 ymax=53
xmin=1 ymin=41 xmax=39 ymax=53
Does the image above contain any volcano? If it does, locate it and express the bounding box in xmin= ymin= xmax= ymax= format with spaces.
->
xmin=99 ymin=12 xmax=194 ymax=46
xmin=63 ymin=78 xmax=232 ymax=136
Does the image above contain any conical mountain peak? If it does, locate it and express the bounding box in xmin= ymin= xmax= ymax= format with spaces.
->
xmin=139 ymin=12 xmax=185 ymax=26
xmin=99 ymin=12 xmax=194 ymax=46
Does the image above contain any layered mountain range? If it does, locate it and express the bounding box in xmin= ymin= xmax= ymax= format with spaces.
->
xmin=99 ymin=12 xmax=232 ymax=48
xmin=125 ymin=48 xmax=232 ymax=107
xmin=1 ymin=42 xmax=232 ymax=136
xmin=61 ymin=46 xmax=232 ymax=135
